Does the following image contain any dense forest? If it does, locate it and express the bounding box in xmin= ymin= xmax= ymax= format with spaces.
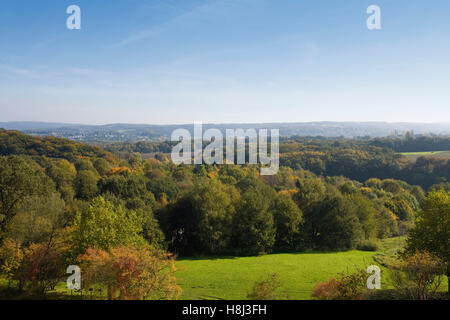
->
xmin=103 ymin=134 xmax=450 ymax=190
xmin=0 ymin=129 xmax=448 ymax=298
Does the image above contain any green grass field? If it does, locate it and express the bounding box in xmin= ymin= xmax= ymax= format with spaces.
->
xmin=176 ymin=236 xmax=449 ymax=300
xmin=400 ymin=150 xmax=450 ymax=162
xmin=176 ymin=251 xmax=376 ymax=300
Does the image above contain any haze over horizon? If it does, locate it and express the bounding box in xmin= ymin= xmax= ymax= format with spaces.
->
xmin=1 ymin=0 xmax=450 ymax=124
xmin=2 ymin=120 xmax=450 ymax=127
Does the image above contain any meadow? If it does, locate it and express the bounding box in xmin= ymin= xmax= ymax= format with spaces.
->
xmin=400 ymin=150 xmax=450 ymax=162
xmin=176 ymin=250 xmax=377 ymax=300
xmin=176 ymin=236 xmax=450 ymax=300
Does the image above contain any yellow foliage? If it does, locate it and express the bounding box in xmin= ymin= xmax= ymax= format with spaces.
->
xmin=108 ymin=166 xmax=132 ymax=176
xmin=277 ymin=189 xmax=298 ymax=196
xmin=207 ymin=171 xmax=219 ymax=179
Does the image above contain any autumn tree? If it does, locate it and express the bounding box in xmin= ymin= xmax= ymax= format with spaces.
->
xmin=0 ymin=239 xmax=23 ymax=287
xmin=390 ymin=252 xmax=446 ymax=300
xmin=78 ymin=245 xmax=181 ymax=300
xmin=312 ymin=268 xmax=368 ymax=300
xmin=13 ymin=232 xmax=70 ymax=296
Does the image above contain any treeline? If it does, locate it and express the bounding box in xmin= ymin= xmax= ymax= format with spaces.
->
xmin=102 ymin=141 xmax=176 ymax=154
xmin=103 ymin=134 xmax=450 ymax=155
xmin=102 ymin=134 xmax=450 ymax=190
xmin=158 ymin=169 xmax=421 ymax=256
xmin=368 ymin=134 xmax=450 ymax=152
xmin=280 ymin=143 xmax=449 ymax=190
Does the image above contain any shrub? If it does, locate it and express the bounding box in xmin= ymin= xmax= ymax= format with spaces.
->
xmin=247 ymin=273 xmax=288 ymax=300
xmin=389 ymin=251 xmax=446 ymax=300
xmin=312 ymin=268 xmax=367 ymax=300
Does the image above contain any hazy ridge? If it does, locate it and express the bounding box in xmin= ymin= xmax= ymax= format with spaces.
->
xmin=1 ymin=121 xmax=449 ymax=143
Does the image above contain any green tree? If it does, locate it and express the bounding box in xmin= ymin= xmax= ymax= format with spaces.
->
xmin=305 ymin=194 xmax=363 ymax=250
xmin=0 ymin=156 xmax=55 ymax=242
xmin=348 ymin=194 xmax=378 ymax=240
xmin=404 ymin=189 xmax=450 ymax=293
xmin=46 ymin=159 xmax=76 ymax=201
xmin=231 ymin=186 xmax=276 ymax=256
xmin=293 ymin=178 xmax=326 ymax=212
xmin=271 ymin=194 xmax=303 ymax=251
xmin=163 ymin=180 xmax=238 ymax=255
xmin=74 ymin=170 xmax=99 ymax=200
xmin=8 ymin=194 xmax=67 ymax=246
xmin=93 ymin=158 xmax=112 ymax=176
xmin=74 ymin=197 xmax=144 ymax=253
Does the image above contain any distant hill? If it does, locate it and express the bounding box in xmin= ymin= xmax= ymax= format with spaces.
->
xmin=1 ymin=121 xmax=449 ymax=143
xmin=0 ymin=129 xmax=116 ymax=162
xmin=0 ymin=121 xmax=76 ymax=130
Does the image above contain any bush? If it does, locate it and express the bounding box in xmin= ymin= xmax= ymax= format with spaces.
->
xmin=247 ymin=273 xmax=288 ymax=300
xmin=389 ymin=251 xmax=446 ymax=300
xmin=312 ymin=268 xmax=368 ymax=300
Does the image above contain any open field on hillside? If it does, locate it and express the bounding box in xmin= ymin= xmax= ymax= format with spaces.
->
xmin=176 ymin=236 xmax=448 ymax=300
xmin=400 ymin=151 xmax=450 ymax=162
xmin=176 ymin=250 xmax=376 ymax=300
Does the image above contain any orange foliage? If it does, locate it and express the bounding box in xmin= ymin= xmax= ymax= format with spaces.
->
xmin=78 ymin=246 xmax=181 ymax=300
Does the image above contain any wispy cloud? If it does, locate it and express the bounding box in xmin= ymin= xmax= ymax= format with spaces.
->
xmin=110 ymin=0 xmax=241 ymax=48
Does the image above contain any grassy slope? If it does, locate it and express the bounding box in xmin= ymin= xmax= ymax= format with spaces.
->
xmin=400 ymin=151 xmax=450 ymax=162
xmin=176 ymin=236 xmax=447 ymax=300
xmin=176 ymin=251 xmax=376 ymax=300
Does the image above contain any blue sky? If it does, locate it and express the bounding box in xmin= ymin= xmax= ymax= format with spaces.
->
xmin=1 ymin=0 xmax=450 ymax=124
